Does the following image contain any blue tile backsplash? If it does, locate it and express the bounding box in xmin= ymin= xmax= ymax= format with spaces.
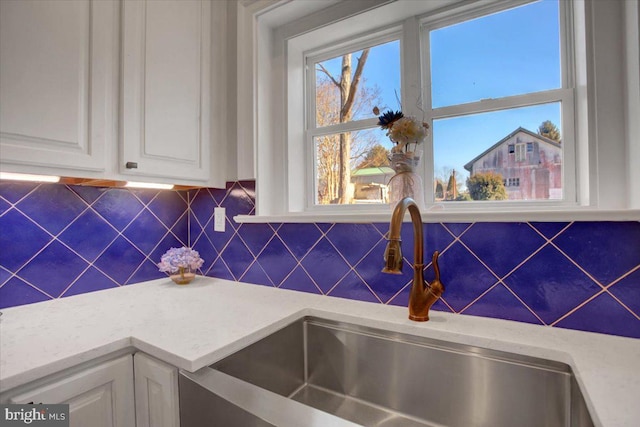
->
xmin=0 ymin=182 xmax=187 ymax=307
xmin=1 ymin=179 xmax=639 ymax=339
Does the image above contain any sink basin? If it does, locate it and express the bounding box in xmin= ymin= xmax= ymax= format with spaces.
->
xmin=179 ymin=316 xmax=594 ymax=427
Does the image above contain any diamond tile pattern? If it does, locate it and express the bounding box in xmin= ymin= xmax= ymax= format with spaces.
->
xmin=58 ymin=210 xmax=119 ymax=262
xmin=462 ymin=284 xmax=543 ymax=325
xmin=503 ymin=245 xmax=602 ymax=324
xmin=354 ymin=240 xmax=413 ymax=304
xmin=436 ymin=242 xmax=499 ymax=313
xmin=0 ymin=182 xmax=188 ymax=308
xmin=187 ymin=182 xmax=639 ymax=339
xmin=16 ymin=183 xmax=87 ymax=235
xmin=553 ymin=221 xmax=640 ymax=285
xmin=1 ymin=179 xmax=639 ymax=339
xmin=18 ymin=240 xmax=89 ymax=298
xmin=460 ymin=222 xmax=545 ymax=278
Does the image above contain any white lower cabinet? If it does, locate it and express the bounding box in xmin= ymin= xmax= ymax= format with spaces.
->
xmin=1 ymin=352 xmax=181 ymax=427
xmin=134 ymin=352 xmax=180 ymax=427
xmin=6 ymin=355 xmax=135 ymax=427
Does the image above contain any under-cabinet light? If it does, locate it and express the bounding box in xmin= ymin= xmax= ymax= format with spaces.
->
xmin=125 ymin=181 xmax=174 ymax=190
xmin=0 ymin=172 xmax=60 ymax=183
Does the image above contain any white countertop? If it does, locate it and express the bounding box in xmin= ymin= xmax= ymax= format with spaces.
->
xmin=1 ymin=277 xmax=639 ymax=426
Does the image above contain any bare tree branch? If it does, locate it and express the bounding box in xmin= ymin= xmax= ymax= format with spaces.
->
xmin=314 ymin=54 xmax=382 ymax=204
xmin=341 ymin=48 xmax=370 ymax=118
xmin=316 ymin=64 xmax=341 ymax=88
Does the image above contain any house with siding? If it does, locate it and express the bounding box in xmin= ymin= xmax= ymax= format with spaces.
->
xmin=351 ymin=166 xmax=394 ymax=203
xmin=464 ymin=127 xmax=562 ymax=200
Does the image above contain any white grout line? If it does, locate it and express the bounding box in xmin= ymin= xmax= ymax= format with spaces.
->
xmin=458 ymin=281 xmax=501 ymax=315
xmin=237 ymin=259 xmax=275 ymax=287
xmin=606 ymin=290 xmax=640 ymax=321
xmin=547 ymin=239 xmax=605 ymax=289
xmin=605 ymin=264 xmax=640 ymax=289
xmin=550 ymin=290 xmax=604 ymax=327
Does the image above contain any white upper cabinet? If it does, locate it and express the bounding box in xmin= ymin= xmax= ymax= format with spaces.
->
xmin=1 ymin=0 xmax=227 ymax=187
xmin=0 ymin=0 xmax=116 ymax=174
xmin=121 ymin=0 xmax=211 ymax=182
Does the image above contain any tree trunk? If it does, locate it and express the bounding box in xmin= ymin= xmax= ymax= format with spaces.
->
xmin=338 ymin=55 xmax=352 ymax=204
xmin=317 ymin=49 xmax=370 ymax=205
xmin=337 ymin=49 xmax=369 ymax=204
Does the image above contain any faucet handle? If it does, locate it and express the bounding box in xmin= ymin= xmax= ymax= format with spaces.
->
xmin=432 ymin=251 xmax=440 ymax=280
xmin=429 ymin=251 xmax=444 ymax=294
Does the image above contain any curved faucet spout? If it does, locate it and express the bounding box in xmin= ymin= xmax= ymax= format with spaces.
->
xmin=382 ymin=197 xmax=444 ymax=321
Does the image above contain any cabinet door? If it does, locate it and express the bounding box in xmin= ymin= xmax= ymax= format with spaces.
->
xmin=0 ymin=0 xmax=116 ymax=174
xmin=121 ymin=0 xmax=211 ymax=182
xmin=134 ymin=352 xmax=180 ymax=427
xmin=8 ymin=355 xmax=135 ymax=427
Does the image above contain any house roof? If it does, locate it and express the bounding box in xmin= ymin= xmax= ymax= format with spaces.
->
xmin=463 ymin=127 xmax=561 ymax=172
xmin=351 ymin=166 xmax=395 ymax=177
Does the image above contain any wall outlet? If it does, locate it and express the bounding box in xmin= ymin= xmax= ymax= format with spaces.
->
xmin=214 ymin=207 xmax=226 ymax=232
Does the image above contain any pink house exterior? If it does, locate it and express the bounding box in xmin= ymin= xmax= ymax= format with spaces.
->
xmin=464 ymin=127 xmax=562 ymax=200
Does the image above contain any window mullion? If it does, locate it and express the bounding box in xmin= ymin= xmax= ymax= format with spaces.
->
xmin=307 ymin=118 xmax=379 ymax=137
xmin=431 ymin=88 xmax=573 ymax=120
xmin=418 ymin=18 xmax=435 ymax=208
xmin=401 ymin=17 xmax=422 ymax=116
xmin=305 ymin=56 xmax=316 ymax=131
xmin=400 ymin=16 xmax=435 ymax=207
xmin=560 ymin=0 xmax=574 ymax=90
xmin=304 ymin=55 xmax=317 ymax=211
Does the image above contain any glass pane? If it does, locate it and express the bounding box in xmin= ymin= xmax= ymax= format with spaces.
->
xmin=430 ymin=0 xmax=561 ymax=108
xmin=315 ymin=40 xmax=400 ymax=127
xmin=314 ymin=128 xmax=395 ymax=205
xmin=433 ymin=102 xmax=562 ymax=202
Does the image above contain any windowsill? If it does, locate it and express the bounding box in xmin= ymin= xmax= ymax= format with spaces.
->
xmin=235 ymin=208 xmax=640 ymax=224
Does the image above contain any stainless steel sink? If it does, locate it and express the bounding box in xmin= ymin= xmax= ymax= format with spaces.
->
xmin=179 ymin=317 xmax=594 ymax=427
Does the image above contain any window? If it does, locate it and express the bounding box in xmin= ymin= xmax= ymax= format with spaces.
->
xmin=248 ymin=0 xmax=638 ymax=220
xmin=515 ymin=143 xmax=527 ymax=162
xmin=306 ymin=37 xmax=401 ymax=206
xmin=301 ymin=0 xmax=573 ymax=211
xmin=428 ymin=0 xmax=571 ymax=203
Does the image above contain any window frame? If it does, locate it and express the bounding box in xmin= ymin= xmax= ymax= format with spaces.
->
xmin=419 ymin=0 xmax=576 ymax=209
xmin=298 ymin=0 xmax=577 ymax=213
xmin=304 ymin=30 xmax=403 ymax=210
xmin=516 ymin=143 xmax=526 ymax=162
xmin=239 ymin=0 xmax=640 ymax=223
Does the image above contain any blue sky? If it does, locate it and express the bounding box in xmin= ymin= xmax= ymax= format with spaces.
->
xmin=316 ymin=0 xmax=561 ymax=189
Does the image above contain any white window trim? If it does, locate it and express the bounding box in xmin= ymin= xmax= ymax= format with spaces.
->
xmin=236 ymin=0 xmax=640 ymax=223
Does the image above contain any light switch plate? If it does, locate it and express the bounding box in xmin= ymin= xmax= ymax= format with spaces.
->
xmin=214 ymin=207 xmax=226 ymax=232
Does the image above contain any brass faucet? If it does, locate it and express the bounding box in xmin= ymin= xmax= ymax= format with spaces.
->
xmin=382 ymin=197 xmax=444 ymax=321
